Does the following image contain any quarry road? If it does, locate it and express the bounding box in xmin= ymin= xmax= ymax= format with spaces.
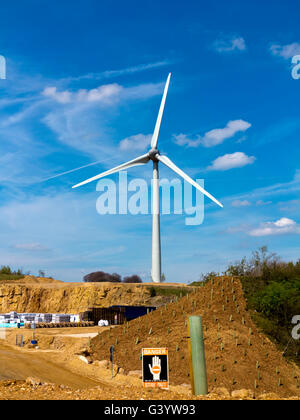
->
xmin=0 ymin=342 xmax=99 ymax=389
xmin=58 ymin=333 xmax=99 ymax=338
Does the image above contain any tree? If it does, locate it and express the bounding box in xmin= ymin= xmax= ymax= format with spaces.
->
xmin=123 ymin=275 xmax=142 ymax=283
xmin=0 ymin=266 xmax=12 ymax=275
xmin=83 ymin=271 xmax=122 ymax=283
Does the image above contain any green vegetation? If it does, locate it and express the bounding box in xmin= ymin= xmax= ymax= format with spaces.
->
xmin=0 ymin=266 xmax=24 ymax=281
xmin=226 ymin=247 xmax=300 ymax=365
xmin=148 ymin=286 xmax=189 ymax=298
xmin=189 ymin=271 xmax=218 ymax=287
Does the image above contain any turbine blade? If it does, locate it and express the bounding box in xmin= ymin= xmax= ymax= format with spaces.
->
xmin=72 ymin=154 xmax=150 ymax=188
xmin=151 ymin=73 xmax=171 ymax=149
xmin=157 ymin=154 xmax=223 ymax=208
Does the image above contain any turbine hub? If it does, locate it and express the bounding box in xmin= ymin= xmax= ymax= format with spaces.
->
xmin=148 ymin=148 xmax=160 ymax=161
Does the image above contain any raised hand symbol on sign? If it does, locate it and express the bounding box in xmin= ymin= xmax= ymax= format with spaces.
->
xmin=148 ymin=355 xmax=161 ymax=381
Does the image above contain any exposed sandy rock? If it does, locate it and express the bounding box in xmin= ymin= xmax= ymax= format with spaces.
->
xmin=91 ymin=277 xmax=300 ymax=398
xmin=128 ymin=370 xmax=143 ymax=379
xmin=94 ymin=360 xmax=109 ymax=369
xmin=78 ymin=355 xmax=92 ymax=364
xmin=211 ymin=387 xmax=231 ymax=398
xmin=231 ymin=389 xmax=254 ymax=399
xmin=0 ymin=280 xmax=189 ymax=313
xmin=25 ymin=377 xmax=42 ymax=386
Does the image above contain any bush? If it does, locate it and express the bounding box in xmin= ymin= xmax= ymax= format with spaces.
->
xmin=225 ymin=247 xmax=300 ymax=365
xmin=123 ymin=275 xmax=142 ymax=283
xmin=83 ymin=271 xmax=122 ymax=283
xmin=0 ymin=266 xmax=24 ymax=281
xmin=149 ymin=286 xmax=157 ymax=297
xmin=147 ymin=286 xmax=188 ymax=298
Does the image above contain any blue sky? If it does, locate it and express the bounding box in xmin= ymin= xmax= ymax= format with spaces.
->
xmin=0 ymin=0 xmax=300 ymax=282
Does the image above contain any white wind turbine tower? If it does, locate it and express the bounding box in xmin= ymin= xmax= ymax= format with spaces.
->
xmin=72 ymin=73 xmax=223 ymax=283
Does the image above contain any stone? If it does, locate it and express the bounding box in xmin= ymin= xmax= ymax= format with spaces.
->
xmin=181 ymin=383 xmax=192 ymax=389
xmin=118 ymin=368 xmax=125 ymax=375
xmin=94 ymin=360 xmax=109 ymax=369
xmin=128 ymin=370 xmax=143 ymax=379
xmin=78 ymin=355 xmax=92 ymax=364
xmin=212 ymin=387 xmax=231 ymax=398
xmin=231 ymin=389 xmax=254 ymax=399
xmin=258 ymin=393 xmax=280 ymax=400
xmin=26 ymin=377 xmax=42 ymax=386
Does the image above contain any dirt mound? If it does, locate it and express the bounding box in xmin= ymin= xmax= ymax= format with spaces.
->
xmin=0 ymin=281 xmax=189 ymax=313
xmin=90 ymin=277 xmax=300 ymax=398
xmin=1 ymin=378 xmax=299 ymax=400
xmin=0 ymin=275 xmax=63 ymax=286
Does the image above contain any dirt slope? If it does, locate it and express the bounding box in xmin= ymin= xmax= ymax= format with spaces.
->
xmin=0 ymin=279 xmax=188 ymax=313
xmin=91 ymin=277 xmax=300 ymax=398
xmin=0 ymin=342 xmax=98 ymax=388
xmin=0 ymin=276 xmax=64 ymax=285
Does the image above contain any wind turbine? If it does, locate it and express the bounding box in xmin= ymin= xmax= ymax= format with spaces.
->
xmin=72 ymin=73 xmax=223 ymax=283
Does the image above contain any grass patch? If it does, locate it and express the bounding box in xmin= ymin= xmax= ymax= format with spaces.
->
xmin=148 ymin=286 xmax=189 ymax=298
xmin=0 ymin=266 xmax=24 ymax=282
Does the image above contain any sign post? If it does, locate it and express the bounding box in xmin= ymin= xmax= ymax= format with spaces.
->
xmin=31 ymin=322 xmax=38 ymax=346
xmin=142 ymin=348 xmax=169 ymax=389
xmin=188 ymin=316 xmax=208 ymax=395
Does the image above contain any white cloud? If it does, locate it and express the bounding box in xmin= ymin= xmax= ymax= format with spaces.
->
xmin=208 ymin=152 xmax=256 ymax=171
xmin=64 ymin=60 xmax=171 ymax=83
xmin=14 ymin=243 xmax=49 ymax=251
xmin=42 ymin=81 xmax=164 ymax=106
xmin=270 ymin=42 xmax=300 ymax=59
xmin=202 ymin=120 xmax=251 ymax=147
xmin=224 ymin=170 xmax=300 ymax=205
xmin=119 ymin=134 xmax=152 ymax=151
xmin=173 ymin=120 xmax=251 ymax=148
xmin=41 ymin=81 xmax=164 ymax=159
xmin=43 ymin=84 xmax=122 ymax=105
xmin=231 ymin=199 xmax=272 ymax=208
xmin=256 ymin=200 xmax=272 ymax=206
xmin=279 ymin=199 xmax=300 ymax=213
xmin=173 ymin=133 xmax=201 ymax=148
xmin=213 ymin=36 xmax=246 ymax=53
xmin=232 ymin=200 xmax=251 ymax=207
xmin=249 ymin=217 xmax=300 ymax=237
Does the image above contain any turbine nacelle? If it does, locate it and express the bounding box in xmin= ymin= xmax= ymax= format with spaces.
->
xmin=148 ymin=148 xmax=160 ymax=161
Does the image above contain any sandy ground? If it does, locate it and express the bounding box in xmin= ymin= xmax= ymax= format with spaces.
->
xmin=0 ymin=341 xmax=98 ymax=388
xmin=0 ymin=325 xmax=299 ymax=400
xmin=59 ymin=333 xmax=99 ymax=338
xmin=1 ymin=277 xmax=300 ymax=400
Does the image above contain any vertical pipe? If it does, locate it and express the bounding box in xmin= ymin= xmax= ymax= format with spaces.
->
xmin=188 ymin=316 xmax=208 ymax=395
xmin=152 ymin=161 xmax=161 ymax=283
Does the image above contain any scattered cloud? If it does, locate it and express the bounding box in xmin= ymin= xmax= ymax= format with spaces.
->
xmin=208 ymin=152 xmax=256 ymax=171
xmin=231 ymin=199 xmax=272 ymax=208
xmin=232 ymin=200 xmax=251 ymax=207
xmin=42 ymin=81 xmax=164 ymax=109
xmin=119 ymin=133 xmax=152 ymax=151
xmin=64 ymin=60 xmax=171 ymax=83
xmin=213 ymin=36 xmax=246 ymax=53
xmin=13 ymin=243 xmax=50 ymax=251
xmin=256 ymin=200 xmax=272 ymax=206
xmin=43 ymin=84 xmax=123 ymax=105
xmin=225 ymin=170 xmax=300 ymax=204
xmin=173 ymin=120 xmax=251 ymax=148
xmin=249 ymin=217 xmax=300 ymax=237
xmin=270 ymin=42 xmax=300 ymax=59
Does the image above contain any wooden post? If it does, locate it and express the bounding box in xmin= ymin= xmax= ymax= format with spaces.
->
xmin=188 ymin=316 xmax=208 ymax=395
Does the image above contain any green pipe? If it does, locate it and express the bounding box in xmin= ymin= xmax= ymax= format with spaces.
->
xmin=188 ymin=316 xmax=208 ymax=395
